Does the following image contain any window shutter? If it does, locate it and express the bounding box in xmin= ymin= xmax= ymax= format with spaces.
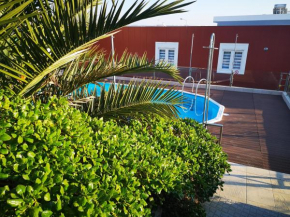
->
xmin=222 ymin=52 xmax=231 ymax=69
xmin=168 ymin=50 xmax=175 ymax=64
xmin=233 ymin=52 xmax=243 ymax=69
xmin=159 ymin=49 xmax=165 ymax=61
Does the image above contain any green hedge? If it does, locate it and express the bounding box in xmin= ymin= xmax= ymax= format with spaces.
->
xmin=0 ymin=89 xmax=230 ymax=216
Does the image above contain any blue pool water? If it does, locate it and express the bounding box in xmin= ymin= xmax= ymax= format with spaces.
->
xmin=86 ymin=83 xmax=222 ymax=123
xmin=177 ymin=91 xmax=220 ymax=123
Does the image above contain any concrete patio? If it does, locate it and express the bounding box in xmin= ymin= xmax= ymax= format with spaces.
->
xmin=203 ymin=162 xmax=290 ymax=216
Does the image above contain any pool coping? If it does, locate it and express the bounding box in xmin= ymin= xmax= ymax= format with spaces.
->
xmin=282 ymin=92 xmax=290 ymax=110
xmin=182 ymin=92 xmax=225 ymax=124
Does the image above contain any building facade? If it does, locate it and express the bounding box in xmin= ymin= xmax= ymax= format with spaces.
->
xmin=99 ymin=26 xmax=290 ymax=90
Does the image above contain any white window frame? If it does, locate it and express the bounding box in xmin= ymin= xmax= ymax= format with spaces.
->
xmin=155 ymin=42 xmax=179 ymax=66
xmin=217 ymin=43 xmax=249 ymax=75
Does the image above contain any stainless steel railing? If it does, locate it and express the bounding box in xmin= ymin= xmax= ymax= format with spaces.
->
xmin=205 ymin=123 xmax=223 ymax=145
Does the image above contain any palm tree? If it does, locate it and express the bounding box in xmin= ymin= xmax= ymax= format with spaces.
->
xmin=0 ymin=0 xmax=39 ymax=81
xmin=0 ymin=0 xmax=195 ymax=119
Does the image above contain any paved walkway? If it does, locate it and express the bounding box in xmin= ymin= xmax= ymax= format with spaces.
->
xmin=203 ymin=162 xmax=290 ymax=216
xmin=203 ymin=196 xmax=289 ymax=217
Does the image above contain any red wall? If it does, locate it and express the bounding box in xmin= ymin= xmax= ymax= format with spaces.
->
xmin=98 ymin=26 xmax=290 ymax=90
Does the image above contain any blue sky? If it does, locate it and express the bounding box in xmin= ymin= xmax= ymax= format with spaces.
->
xmin=121 ymin=0 xmax=290 ymax=26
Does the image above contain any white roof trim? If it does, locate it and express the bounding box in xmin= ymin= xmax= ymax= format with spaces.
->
xmin=214 ymin=14 xmax=290 ymax=22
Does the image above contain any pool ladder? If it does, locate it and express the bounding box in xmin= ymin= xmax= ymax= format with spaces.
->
xmin=182 ymin=77 xmax=223 ymax=145
xmin=181 ymin=76 xmax=195 ymax=112
xmin=181 ymin=77 xmax=210 ymax=114
xmin=180 ymin=33 xmax=224 ymax=144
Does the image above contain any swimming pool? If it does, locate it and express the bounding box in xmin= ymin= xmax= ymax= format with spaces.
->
xmin=177 ymin=91 xmax=224 ymax=123
xmin=87 ymin=82 xmax=224 ymax=123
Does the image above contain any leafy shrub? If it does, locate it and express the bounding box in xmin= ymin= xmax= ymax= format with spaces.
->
xmin=122 ymin=116 xmax=230 ymax=216
xmin=0 ymin=90 xmax=230 ymax=216
xmin=159 ymin=193 xmax=206 ymax=217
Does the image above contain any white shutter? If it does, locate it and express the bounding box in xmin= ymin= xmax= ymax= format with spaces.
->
xmin=233 ymin=52 xmax=243 ymax=70
xmin=168 ymin=50 xmax=175 ymax=65
xmin=222 ymin=52 xmax=231 ymax=69
xmin=159 ymin=49 xmax=166 ymax=61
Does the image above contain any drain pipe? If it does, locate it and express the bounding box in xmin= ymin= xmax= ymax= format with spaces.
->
xmin=202 ymin=33 xmax=218 ymax=125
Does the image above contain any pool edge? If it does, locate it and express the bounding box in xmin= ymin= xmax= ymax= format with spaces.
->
xmin=181 ymin=91 xmax=225 ymax=124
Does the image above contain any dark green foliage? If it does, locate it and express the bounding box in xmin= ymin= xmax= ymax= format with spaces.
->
xmin=160 ymin=193 xmax=206 ymax=217
xmin=0 ymin=90 xmax=230 ymax=216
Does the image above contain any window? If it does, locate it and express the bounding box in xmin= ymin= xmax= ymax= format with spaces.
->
xmin=155 ymin=42 xmax=179 ymax=66
xmin=217 ymin=43 xmax=249 ymax=75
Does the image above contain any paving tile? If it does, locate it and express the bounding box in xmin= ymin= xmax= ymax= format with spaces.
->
xmin=247 ymin=178 xmax=275 ymax=208
xmin=273 ymin=191 xmax=290 ymax=215
xmin=203 ymin=195 xmax=287 ymax=217
xmin=271 ymin=179 xmax=290 ymax=195
xmin=247 ymin=172 xmax=272 ymax=186
xmin=217 ymin=170 xmax=247 ymax=203
xmin=269 ymin=171 xmax=290 ymax=180
xmin=229 ymin=161 xmax=247 ymax=173
xmin=247 ymin=199 xmax=276 ymax=212
xmin=247 ymin=166 xmax=271 ymax=177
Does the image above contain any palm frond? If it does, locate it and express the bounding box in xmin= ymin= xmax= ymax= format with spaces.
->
xmin=52 ymin=49 xmax=182 ymax=96
xmin=0 ymin=0 xmax=33 ymax=23
xmin=0 ymin=0 xmax=39 ymax=37
xmin=0 ymin=0 xmax=194 ymax=97
xmin=71 ymin=81 xmax=183 ymax=120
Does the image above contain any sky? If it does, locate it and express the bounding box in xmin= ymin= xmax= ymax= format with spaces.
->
xmin=122 ymin=0 xmax=290 ymax=26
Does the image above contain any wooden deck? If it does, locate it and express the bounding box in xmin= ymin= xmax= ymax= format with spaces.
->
xmin=183 ymin=87 xmax=290 ymax=174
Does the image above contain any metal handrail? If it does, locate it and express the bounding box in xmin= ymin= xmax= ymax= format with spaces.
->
xmin=181 ymin=76 xmax=195 ymax=95
xmin=284 ymin=73 xmax=290 ymax=91
xmin=202 ymin=33 xmax=218 ymax=125
xmin=195 ymin=78 xmax=207 ymax=101
xmin=278 ymin=72 xmax=290 ymax=91
xmin=181 ymin=76 xmax=195 ymax=113
xmin=193 ymin=78 xmax=207 ymax=116
xmin=205 ymin=123 xmax=223 ymax=145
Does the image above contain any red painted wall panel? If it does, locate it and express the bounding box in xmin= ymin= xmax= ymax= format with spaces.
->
xmin=98 ymin=26 xmax=290 ymax=90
